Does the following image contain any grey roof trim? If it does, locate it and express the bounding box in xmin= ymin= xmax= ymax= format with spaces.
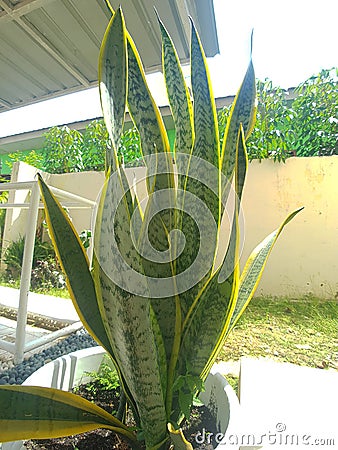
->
xmin=0 ymin=95 xmax=235 ymax=154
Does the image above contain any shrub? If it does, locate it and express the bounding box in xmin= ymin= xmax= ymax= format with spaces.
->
xmin=41 ymin=126 xmax=85 ymax=174
xmin=246 ymin=79 xmax=296 ymax=161
xmin=218 ymin=68 xmax=337 ymax=161
xmin=30 ymin=260 xmax=65 ymax=292
xmin=2 ymin=234 xmax=65 ymax=290
xmin=292 ymin=68 xmax=338 ymax=156
xmin=0 ymin=7 xmax=302 ymax=448
xmin=8 ymin=121 xmax=143 ymax=173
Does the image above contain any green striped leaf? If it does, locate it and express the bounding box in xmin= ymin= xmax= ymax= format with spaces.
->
xmin=221 ymin=58 xmax=256 ymax=195
xmin=99 ymin=7 xmax=127 ymax=172
xmin=121 ymin=17 xmax=180 ymax=388
xmin=126 ymin=36 xmax=174 ymax=194
xmin=234 ymin=124 xmax=249 ymax=202
xmin=126 ymin=34 xmax=169 ymax=159
xmin=137 ymin=189 xmax=176 ymax=366
xmin=190 ymin=19 xmax=219 ymax=168
xmin=158 ymin=15 xmax=194 ymax=278
xmin=0 ymin=385 xmax=134 ymax=443
xmin=37 ymin=175 xmax=114 ymax=359
xmin=179 ymin=127 xmax=247 ymax=380
xmin=135 ymin=180 xmax=179 ymax=417
xmin=177 ymin=21 xmax=220 ymax=318
xmin=179 ymin=264 xmax=239 ymax=381
xmin=158 ymin=15 xmax=194 ymax=174
xmin=196 ymin=126 xmax=248 ymax=379
xmin=187 ymin=19 xmax=219 ymax=222
xmin=228 ymin=207 xmax=304 ymax=333
xmin=126 ymin=28 xmax=175 ymax=284
xmin=93 ymin=173 xmax=168 ymax=449
xmin=97 ymin=272 xmax=168 ymax=449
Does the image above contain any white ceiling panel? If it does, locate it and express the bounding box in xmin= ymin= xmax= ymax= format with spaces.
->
xmin=0 ymin=0 xmax=218 ymax=113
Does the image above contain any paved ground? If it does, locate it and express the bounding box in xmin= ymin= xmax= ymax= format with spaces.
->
xmin=239 ymin=357 xmax=338 ymax=449
xmin=0 ymin=286 xmax=79 ymax=362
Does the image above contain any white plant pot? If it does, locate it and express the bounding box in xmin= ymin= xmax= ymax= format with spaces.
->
xmin=2 ymin=347 xmax=240 ymax=450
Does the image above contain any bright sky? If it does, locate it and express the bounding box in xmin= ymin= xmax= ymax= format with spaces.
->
xmin=0 ymin=0 xmax=337 ymax=139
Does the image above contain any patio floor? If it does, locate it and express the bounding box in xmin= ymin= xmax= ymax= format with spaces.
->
xmin=0 ymin=286 xmax=79 ymax=361
xmin=238 ymin=357 xmax=338 ymax=449
xmin=0 ymin=316 xmax=50 ymax=361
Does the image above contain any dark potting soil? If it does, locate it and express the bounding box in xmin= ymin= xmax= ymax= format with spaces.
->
xmin=24 ymin=380 xmax=218 ymax=450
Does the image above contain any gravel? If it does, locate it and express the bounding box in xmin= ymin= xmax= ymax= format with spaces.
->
xmin=0 ymin=329 xmax=98 ymax=385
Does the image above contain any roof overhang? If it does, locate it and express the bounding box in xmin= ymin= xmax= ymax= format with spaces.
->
xmin=0 ymin=0 xmax=219 ymax=114
xmin=0 ymin=96 xmax=237 ymax=155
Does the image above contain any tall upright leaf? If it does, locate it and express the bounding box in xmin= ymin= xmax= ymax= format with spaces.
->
xmin=38 ymin=175 xmax=114 ymax=358
xmin=177 ymin=20 xmax=220 ymax=318
xmin=93 ymin=172 xmax=168 ymax=449
xmin=158 ymin=16 xmax=194 ymax=175
xmin=99 ymin=7 xmax=127 ymax=172
xmin=126 ymin=36 xmax=174 ymax=194
xmin=221 ymin=57 xmax=256 ymax=197
xmin=179 ymin=126 xmax=247 ymax=380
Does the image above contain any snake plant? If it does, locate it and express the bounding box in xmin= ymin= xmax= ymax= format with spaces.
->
xmin=0 ymin=4 xmax=302 ymax=450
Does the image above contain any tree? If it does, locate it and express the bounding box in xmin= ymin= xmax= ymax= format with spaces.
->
xmin=40 ymin=121 xmax=142 ymax=172
xmin=81 ymin=119 xmax=108 ymax=171
xmin=218 ymin=78 xmax=296 ymax=162
xmin=41 ymin=126 xmax=84 ymax=173
xmin=8 ymin=68 xmax=338 ymax=168
xmin=7 ymin=150 xmax=43 ymax=170
xmin=291 ymin=68 xmax=338 ymax=156
xmin=218 ymin=68 xmax=337 ymax=161
xmin=246 ymin=79 xmax=296 ymax=162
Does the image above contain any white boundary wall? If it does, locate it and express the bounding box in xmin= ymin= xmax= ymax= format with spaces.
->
xmin=3 ymin=157 xmax=338 ymax=299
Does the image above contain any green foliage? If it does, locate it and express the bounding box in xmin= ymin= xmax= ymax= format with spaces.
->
xmin=246 ymin=79 xmax=295 ymax=162
xmin=291 ymin=68 xmax=338 ymax=156
xmin=119 ymin=126 xmax=142 ymax=165
xmin=2 ymin=237 xmax=26 ymax=279
xmin=8 ymin=120 xmax=142 ymax=173
xmin=218 ymin=68 xmax=337 ymax=161
xmin=8 ymin=69 xmax=336 ymax=170
xmin=75 ymin=359 xmax=120 ymax=396
xmin=2 ymin=233 xmax=64 ymax=290
xmin=79 ymin=229 xmax=92 ymax=249
xmin=6 ymin=150 xmax=43 ymax=170
xmin=0 ymin=7 xmax=301 ymax=450
xmin=0 ymin=181 xmax=8 ymax=248
xmin=81 ymin=119 xmax=107 ymax=171
xmin=217 ymin=105 xmax=231 ymax=152
xmin=30 ymin=259 xmax=65 ymax=291
xmin=41 ymin=126 xmax=85 ymax=174
xmin=172 ymin=373 xmax=204 ymax=421
xmin=81 ymin=119 xmax=142 ymax=167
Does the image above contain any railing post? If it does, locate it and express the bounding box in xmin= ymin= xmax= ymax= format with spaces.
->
xmin=14 ymin=181 xmax=40 ymax=364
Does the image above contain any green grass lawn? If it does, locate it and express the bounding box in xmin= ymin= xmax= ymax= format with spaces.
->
xmin=218 ymin=296 xmax=338 ymax=370
xmin=23 ymin=288 xmax=338 ymax=371
xmin=1 ymin=280 xmax=337 ymax=371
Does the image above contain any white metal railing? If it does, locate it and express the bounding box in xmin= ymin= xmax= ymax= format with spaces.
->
xmin=0 ymin=179 xmax=94 ymax=364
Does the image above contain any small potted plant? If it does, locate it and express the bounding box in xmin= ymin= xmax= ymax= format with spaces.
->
xmin=0 ymin=3 xmax=301 ymax=449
